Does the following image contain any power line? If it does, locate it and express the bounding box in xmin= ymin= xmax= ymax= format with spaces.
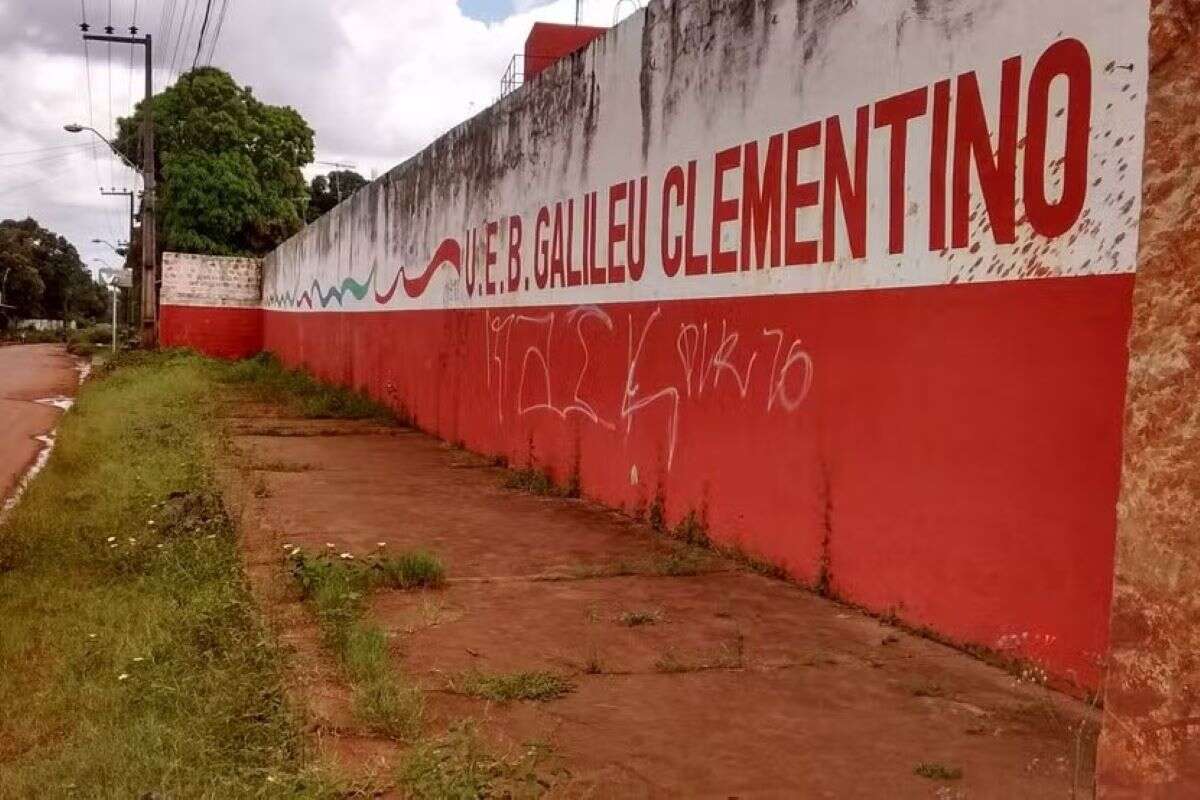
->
xmin=80 ymin=1 xmax=105 ymax=197
xmin=169 ymin=0 xmax=198 ymax=82
xmin=0 ymin=150 xmax=95 ymax=171
xmin=192 ymin=0 xmax=214 ymax=70
xmin=158 ymin=0 xmax=179 ymax=73
xmin=0 ymin=143 xmax=95 ymax=159
xmin=204 ymin=0 xmax=230 ymax=65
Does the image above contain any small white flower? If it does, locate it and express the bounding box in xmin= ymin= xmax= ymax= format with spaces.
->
xmin=117 ymin=673 xmax=130 ymax=681
xmin=206 ymin=534 xmax=216 ymax=539
xmin=88 ymin=634 xmax=97 ymax=639
xmin=147 ymin=520 xmax=155 ymax=526
xmin=132 ymin=657 xmax=144 ymax=662
xmin=128 ymin=538 xmax=136 ymax=544
xmin=339 ymin=552 xmax=354 ymax=560
xmin=109 ymin=543 xmax=117 ymax=549
xmin=290 ymin=547 xmax=302 ymax=557
xmin=106 ymin=536 xmax=116 ymax=543
xmin=376 ymin=542 xmax=387 ymax=548
xmin=325 ymin=542 xmax=335 ymax=549
xmin=156 ymin=544 xmax=164 ymax=549
xmin=282 ymin=543 xmax=293 ymax=550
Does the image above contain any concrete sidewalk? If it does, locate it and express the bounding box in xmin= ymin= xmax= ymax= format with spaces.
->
xmin=223 ymin=400 xmax=1098 ymax=798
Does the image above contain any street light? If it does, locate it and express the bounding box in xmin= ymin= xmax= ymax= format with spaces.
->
xmin=92 ymin=238 xmax=129 ymax=256
xmin=63 ymin=124 xmax=140 ymax=174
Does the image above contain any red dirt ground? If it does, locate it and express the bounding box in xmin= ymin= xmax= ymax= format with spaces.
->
xmin=222 ymin=399 xmax=1100 ymax=798
xmin=0 ymin=344 xmax=80 ymax=506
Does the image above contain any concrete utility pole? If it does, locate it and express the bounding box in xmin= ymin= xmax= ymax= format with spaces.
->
xmin=81 ymin=31 xmax=156 ymax=346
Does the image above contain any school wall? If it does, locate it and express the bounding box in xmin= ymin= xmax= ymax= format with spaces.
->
xmin=259 ymin=0 xmax=1152 ymax=691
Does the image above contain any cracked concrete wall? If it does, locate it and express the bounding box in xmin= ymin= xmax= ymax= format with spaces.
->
xmin=1098 ymin=0 xmax=1200 ymax=794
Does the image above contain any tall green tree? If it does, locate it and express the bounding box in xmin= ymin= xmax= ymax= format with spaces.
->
xmin=306 ymin=170 xmax=369 ymax=223
xmin=0 ymin=218 xmax=107 ymax=324
xmin=115 ymin=67 xmax=314 ymax=256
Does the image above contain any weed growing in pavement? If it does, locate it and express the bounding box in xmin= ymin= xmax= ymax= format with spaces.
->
xmin=287 ymin=548 xmax=445 ymax=739
xmin=914 ymin=762 xmax=964 ymax=781
xmin=397 ymin=722 xmax=555 ymax=799
xmin=501 ymin=466 xmax=578 ymax=498
xmin=448 ymin=670 xmax=574 ymax=703
xmin=618 ymin=609 xmax=662 ymax=627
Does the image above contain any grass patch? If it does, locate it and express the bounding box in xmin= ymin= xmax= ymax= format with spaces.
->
xmin=914 ymin=762 xmax=964 ymax=781
xmin=0 ymin=350 xmax=339 ymax=797
xmin=501 ymin=466 xmax=578 ymax=498
xmin=288 ymin=550 xmax=444 ymax=739
xmin=397 ymin=722 xmax=554 ymax=799
xmin=213 ymin=351 xmax=394 ymax=421
xmin=618 ymin=609 xmax=662 ymax=627
xmin=448 ymin=671 xmax=574 ymax=703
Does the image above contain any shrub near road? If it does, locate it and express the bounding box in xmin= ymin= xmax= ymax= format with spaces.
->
xmin=0 ymin=352 xmax=339 ymax=797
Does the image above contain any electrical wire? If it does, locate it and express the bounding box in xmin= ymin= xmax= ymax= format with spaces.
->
xmin=0 ymin=143 xmax=95 ymax=159
xmin=204 ymin=0 xmax=230 ymax=65
xmin=169 ymin=0 xmax=198 ymax=82
xmin=192 ymin=0 xmax=214 ymax=71
xmin=158 ymin=0 xmax=179 ymax=73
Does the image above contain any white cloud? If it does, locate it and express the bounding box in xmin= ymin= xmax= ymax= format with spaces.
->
xmin=0 ymin=0 xmax=642 ymax=272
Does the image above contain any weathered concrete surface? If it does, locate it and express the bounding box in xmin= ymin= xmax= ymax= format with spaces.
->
xmin=1098 ymin=0 xmax=1200 ymax=795
xmin=223 ymin=398 xmax=1102 ymax=798
xmin=0 ymin=344 xmax=79 ymax=506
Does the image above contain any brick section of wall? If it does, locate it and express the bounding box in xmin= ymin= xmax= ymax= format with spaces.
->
xmin=1097 ymin=0 xmax=1200 ymax=795
xmin=160 ymin=252 xmax=264 ymax=357
xmin=160 ymin=252 xmax=262 ymax=308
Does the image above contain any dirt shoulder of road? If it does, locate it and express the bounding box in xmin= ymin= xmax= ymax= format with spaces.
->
xmin=216 ymin=362 xmax=1102 ymax=798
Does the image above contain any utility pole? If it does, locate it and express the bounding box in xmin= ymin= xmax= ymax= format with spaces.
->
xmin=101 ymin=188 xmax=136 ymax=326
xmin=82 ymin=26 xmax=156 ymax=346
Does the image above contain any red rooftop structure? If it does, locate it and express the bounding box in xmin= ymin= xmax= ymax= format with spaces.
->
xmin=523 ymin=22 xmax=607 ymax=81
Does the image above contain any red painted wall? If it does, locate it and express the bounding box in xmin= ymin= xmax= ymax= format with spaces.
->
xmin=263 ymin=272 xmax=1133 ymax=689
xmin=524 ymin=23 xmax=607 ymax=81
xmin=161 ymin=305 xmax=263 ymax=360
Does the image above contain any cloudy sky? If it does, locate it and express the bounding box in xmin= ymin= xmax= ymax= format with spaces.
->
xmin=0 ymin=0 xmax=640 ymax=277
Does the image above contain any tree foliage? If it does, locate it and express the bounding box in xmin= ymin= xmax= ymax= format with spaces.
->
xmin=0 ymin=218 xmax=108 ymax=323
xmin=306 ymin=170 xmax=369 ymax=223
xmin=115 ymin=67 xmax=314 ymax=257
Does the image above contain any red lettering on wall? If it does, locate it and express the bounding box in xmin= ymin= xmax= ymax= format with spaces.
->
xmin=661 ymin=165 xmax=685 ymax=277
xmin=929 ymin=80 xmax=951 ymax=251
xmin=1025 ymin=38 xmax=1092 ymax=238
xmin=507 ymin=216 xmax=522 ymax=292
xmin=567 ymin=198 xmax=582 ymax=287
xmin=534 ymin=206 xmax=550 ymax=289
xmin=586 ymin=192 xmax=603 ymax=285
xmin=484 ymin=220 xmax=498 ymax=295
xmin=711 ymin=145 xmax=741 ymax=274
xmin=608 ymin=181 xmax=628 ymax=284
xmin=741 ymin=133 xmax=783 ymax=270
xmin=684 ymin=160 xmax=708 ymax=275
xmin=785 ymin=122 xmax=821 ymax=266
xmin=822 ymin=105 xmax=870 ymax=262
xmin=952 ymin=58 xmax=1022 ymax=248
xmin=550 ymin=203 xmax=566 ymax=288
xmin=628 ymin=177 xmax=648 ymax=281
xmin=875 ymin=87 xmax=928 ymax=255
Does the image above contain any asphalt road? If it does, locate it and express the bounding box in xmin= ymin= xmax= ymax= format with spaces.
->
xmin=0 ymin=344 xmax=80 ymax=507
